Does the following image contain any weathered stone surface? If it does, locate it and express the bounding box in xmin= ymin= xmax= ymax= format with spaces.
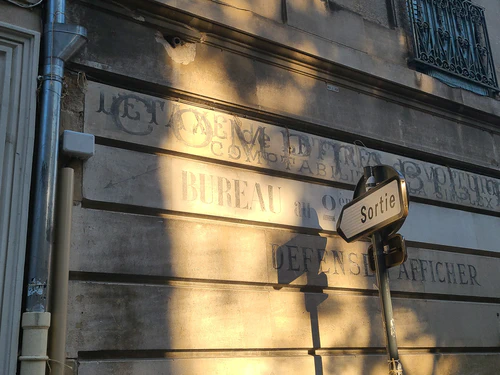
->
xmin=0 ymin=3 xmax=41 ymax=31
xmin=78 ymin=353 xmax=500 ymax=375
xmin=210 ymin=0 xmax=283 ymax=23
xmin=72 ymin=207 xmax=496 ymax=298
xmin=457 ymin=126 xmax=496 ymax=169
xmin=68 ymin=1 xmax=500 ymax=125
xmin=318 ymin=296 xmax=500 ymax=349
xmin=83 ymin=145 xmax=500 ymax=251
xmin=286 ymin=0 xmax=366 ymax=52
xmin=78 ymin=356 xmax=316 ymax=375
xmin=70 ymin=2 xmax=500 ymax=170
xmin=399 ymin=202 xmax=500 ymax=253
xmin=320 ymin=353 xmax=500 ymax=375
xmin=64 ymin=3 xmax=500 ymax=375
xmin=363 ymin=21 xmax=406 ymax=64
xmin=66 ymin=281 xmax=500 ymax=357
xmin=329 ymin=0 xmax=390 ymax=27
xmin=85 ymin=82 xmax=500 ymax=214
xmin=71 ymin=207 xmax=269 ymax=283
xmin=83 ymin=145 xmax=352 ymax=232
xmin=287 ymin=0 xmax=404 ymax=63
xmin=66 ymin=282 xmax=314 ymax=357
xmin=476 ymin=0 xmax=500 ymax=80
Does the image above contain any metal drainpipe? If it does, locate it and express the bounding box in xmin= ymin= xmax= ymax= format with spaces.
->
xmin=48 ymin=167 xmax=74 ymax=375
xmin=19 ymin=1 xmax=87 ymax=374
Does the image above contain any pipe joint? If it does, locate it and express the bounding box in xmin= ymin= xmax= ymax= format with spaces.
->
xmin=19 ymin=313 xmax=51 ymax=375
xmin=38 ymin=74 xmax=64 ymax=84
xmin=42 ymin=60 xmax=64 ymax=77
xmin=44 ymin=23 xmax=87 ymax=62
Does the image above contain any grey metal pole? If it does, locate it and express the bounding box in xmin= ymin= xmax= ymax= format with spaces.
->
xmin=372 ymin=233 xmax=401 ymax=360
xmin=365 ymin=167 xmax=403 ymax=375
xmin=26 ymin=0 xmax=66 ymax=313
xmin=47 ymin=0 xmax=65 ymax=24
xmin=26 ymin=0 xmax=87 ymax=312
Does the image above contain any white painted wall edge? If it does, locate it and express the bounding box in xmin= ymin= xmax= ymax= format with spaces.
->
xmin=0 ymin=19 xmax=40 ymax=375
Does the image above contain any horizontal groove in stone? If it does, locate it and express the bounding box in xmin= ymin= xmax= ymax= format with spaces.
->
xmin=68 ymin=273 xmax=500 ymax=305
xmin=77 ymin=346 xmax=500 ymax=361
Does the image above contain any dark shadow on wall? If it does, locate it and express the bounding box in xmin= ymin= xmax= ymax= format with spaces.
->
xmin=274 ymin=209 xmax=328 ymax=375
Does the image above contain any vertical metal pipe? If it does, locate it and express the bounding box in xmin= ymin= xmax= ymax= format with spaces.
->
xmin=25 ymin=0 xmax=66 ymax=312
xmin=21 ymin=3 xmax=87 ymax=374
xmin=48 ymin=168 xmax=74 ymax=375
xmin=371 ymin=231 xmax=400 ymax=360
xmin=26 ymin=0 xmax=86 ymax=313
xmin=47 ymin=0 xmax=65 ymax=24
xmin=364 ymin=167 xmax=403 ymax=375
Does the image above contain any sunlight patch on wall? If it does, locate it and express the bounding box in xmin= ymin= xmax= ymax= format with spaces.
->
xmin=396 ymin=307 xmax=436 ymax=348
xmin=155 ymin=31 xmax=196 ymax=65
xmin=256 ymin=80 xmax=307 ymax=115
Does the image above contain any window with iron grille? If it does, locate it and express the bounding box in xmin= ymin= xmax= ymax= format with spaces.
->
xmin=407 ymin=0 xmax=498 ymax=95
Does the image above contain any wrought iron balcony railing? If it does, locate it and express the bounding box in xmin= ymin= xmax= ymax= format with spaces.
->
xmin=408 ymin=0 xmax=498 ymax=92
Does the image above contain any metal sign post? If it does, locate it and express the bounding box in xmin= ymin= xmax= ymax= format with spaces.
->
xmin=371 ymin=230 xmax=403 ymax=375
xmin=336 ymin=165 xmax=409 ymax=375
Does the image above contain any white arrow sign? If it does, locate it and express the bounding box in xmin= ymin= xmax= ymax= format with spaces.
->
xmin=336 ymin=177 xmax=408 ymax=243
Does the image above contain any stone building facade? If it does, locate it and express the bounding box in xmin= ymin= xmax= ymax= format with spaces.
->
xmin=62 ymin=0 xmax=500 ymax=374
xmin=3 ymin=0 xmax=500 ymax=374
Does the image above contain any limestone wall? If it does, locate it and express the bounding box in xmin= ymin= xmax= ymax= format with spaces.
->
xmin=63 ymin=1 xmax=500 ymax=374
